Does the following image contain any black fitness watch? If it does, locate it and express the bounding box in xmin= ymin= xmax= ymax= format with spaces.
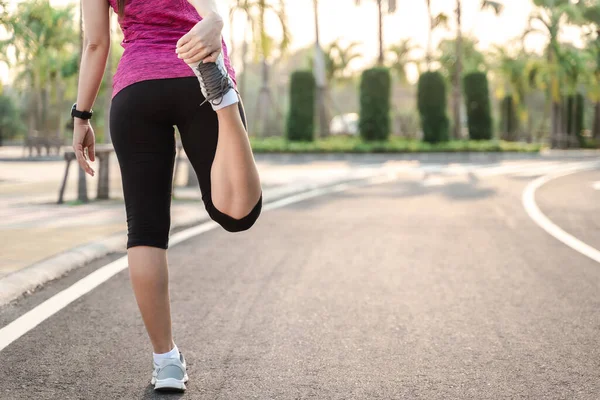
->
xmin=71 ymin=103 xmax=93 ymax=120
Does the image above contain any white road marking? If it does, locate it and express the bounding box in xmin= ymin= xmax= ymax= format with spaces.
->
xmin=522 ymin=162 xmax=600 ymax=266
xmin=593 ymin=181 xmax=600 ymax=190
xmin=422 ymin=176 xmax=446 ymax=187
xmin=0 ymin=173 xmax=397 ymax=353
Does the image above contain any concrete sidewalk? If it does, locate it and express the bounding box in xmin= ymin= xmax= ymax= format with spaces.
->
xmin=0 ymin=155 xmax=391 ymax=276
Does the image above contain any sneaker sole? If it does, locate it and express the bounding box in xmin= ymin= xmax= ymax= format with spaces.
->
xmin=154 ymin=377 xmax=188 ymax=392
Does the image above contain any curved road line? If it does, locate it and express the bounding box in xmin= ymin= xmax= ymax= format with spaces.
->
xmin=522 ymin=164 xmax=600 ymax=265
xmin=0 ymin=173 xmax=397 ymax=352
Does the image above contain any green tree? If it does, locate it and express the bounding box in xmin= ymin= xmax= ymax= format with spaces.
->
xmin=286 ymin=71 xmax=315 ymax=141
xmin=492 ymin=45 xmax=532 ymax=140
xmin=387 ymin=38 xmax=420 ymax=84
xmin=560 ymin=44 xmax=590 ymax=146
xmin=452 ymin=0 xmax=503 ymax=139
xmin=578 ymin=1 xmax=600 ymax=140
xmin=0 ymin=0 xmax=77 ymax=140
xmin=418 ymin=71 xmax=450 ymax=143
xmin=354 ymin=0 xmax=397 ymax=65
xmin=0 ymin=92 xmax=25 ymax=145
xmin=359 ymin=67 xmax=391 ymax=141
xmin=437 ymin=36 xmax=486 ymax=80
xmin=463 ymin=72 xmax=492 ymax=140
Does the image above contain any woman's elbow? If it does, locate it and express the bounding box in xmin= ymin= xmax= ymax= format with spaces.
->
xmin=85 ymin=40 xmax=110 ymax=52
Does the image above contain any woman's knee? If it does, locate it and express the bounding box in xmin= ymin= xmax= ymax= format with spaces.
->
xmin=208 ymin=194 xmax=262 ymax=233
xmin=125 ymin=210 xmax=171 ymax=249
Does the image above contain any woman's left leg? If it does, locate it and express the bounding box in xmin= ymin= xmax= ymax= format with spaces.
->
xmin=175 ymin=78 xmax=262 ymax=231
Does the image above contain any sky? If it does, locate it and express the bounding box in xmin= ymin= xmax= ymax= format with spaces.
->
xmin=0 ymin=0 xmax=585 ymax=84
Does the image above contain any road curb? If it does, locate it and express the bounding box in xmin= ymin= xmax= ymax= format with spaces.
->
xmin=252 ymin=150 xmax=600 ymax=164
xmin=0 ymin=175 xmax=379 ymax=307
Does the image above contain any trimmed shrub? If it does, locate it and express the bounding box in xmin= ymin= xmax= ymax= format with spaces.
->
xmin=417 ymin=71 xmax=449 ymax=143
xmin=286 ymin=70 xmax=315 ymax=141
xmin=500 ymin=95 xmax=517 ymax=141
xmin=359 ymin=67 xmax=391 ymax=141
xmin=463 ymin=72 xmax=492 ymax=140
xmin=566 ymin=93 xmax=585 ymax=146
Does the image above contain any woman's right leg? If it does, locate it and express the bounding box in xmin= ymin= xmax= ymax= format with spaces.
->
xmin=110 ymin=81 xmax=177 ymax=355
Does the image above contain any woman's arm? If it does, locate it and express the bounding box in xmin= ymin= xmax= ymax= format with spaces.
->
xmin=186 ymin=0 xmax=220 ymax=20
xmin=72 ymin=0 xmax=110 ymax=177
xmin=75 ymin=0 xmax=111 ymax=113
xmin=176 ymin=0 xmax=225 ymax=64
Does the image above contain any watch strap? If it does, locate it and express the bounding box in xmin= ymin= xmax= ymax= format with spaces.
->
xmin=71 ymin=103 xmax=93 ymax=120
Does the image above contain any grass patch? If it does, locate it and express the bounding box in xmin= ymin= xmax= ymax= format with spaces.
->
xmin=250 ymin=136 xmax=544 ymax=153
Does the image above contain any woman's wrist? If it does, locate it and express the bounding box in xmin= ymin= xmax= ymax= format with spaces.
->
xmin=74 ymin=117 xmax=90 ymax=126
xmin=202 ymin=12 xmax=224 ymax=29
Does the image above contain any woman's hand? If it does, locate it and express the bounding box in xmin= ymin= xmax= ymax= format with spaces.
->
xmin=176 ymin=13 xmax=224 ymax=65
xmin=72 ymin=119 xmax=96 ymax=177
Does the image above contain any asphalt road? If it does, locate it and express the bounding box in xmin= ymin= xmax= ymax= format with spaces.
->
xmin=1 ymin=167 xmax=600 ymax=399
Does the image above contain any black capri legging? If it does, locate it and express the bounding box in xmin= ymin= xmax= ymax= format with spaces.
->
xmin=109 ymin=77 xmax=262 ymax=250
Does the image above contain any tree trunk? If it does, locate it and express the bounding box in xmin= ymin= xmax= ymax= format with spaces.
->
xmin=551 ymin=100 xmax=561 ymax=148
xmin=569 ymin=95 xmax=576 ymax=148
xmin=56 ymin=74 xmax=65 ymax=143
xmin=239 ymin=17 xmax=250 ymax=102
xmin=34 ymin=70 xmax=42 ymax=132
xmin=426 ymin=0 xmax=433 ymax=70
xmin=548 ymin=45 xmax=562 ymax=149
xmin=253 ymin=58 xmax=271 ymax=136
xmin=313 ymin=0 xmax=329 ymax=138
xmin=453 ymin=0 xmax=463 ymax=140
xmin=377 ymin=0 xmax=384 ymax=65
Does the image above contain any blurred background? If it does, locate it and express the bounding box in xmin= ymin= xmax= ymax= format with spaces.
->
xmin=1 ymin=0 xmax=600 ymax=280
xmin=0 ymin=0 xmax=600 ymax=150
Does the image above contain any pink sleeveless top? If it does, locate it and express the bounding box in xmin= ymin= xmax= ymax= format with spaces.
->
xmin=107 ymin=0 xmax=236 ymax=99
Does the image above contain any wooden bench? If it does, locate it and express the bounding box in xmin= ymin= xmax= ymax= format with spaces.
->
xmin=22 ymin=132 xmax=64 ymax=157
xmin=57 ymin=144 xmax=114 ymax=204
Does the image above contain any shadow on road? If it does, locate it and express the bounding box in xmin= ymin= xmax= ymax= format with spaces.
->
xmin=141 ymin=384 xmax=185 ymax=399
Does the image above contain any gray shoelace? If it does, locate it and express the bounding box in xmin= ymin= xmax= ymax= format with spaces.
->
xmin=196 ymin=61 xmax=233 ymax=107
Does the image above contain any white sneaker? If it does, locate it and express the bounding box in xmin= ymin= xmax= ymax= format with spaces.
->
xmin=190 ymin=53 xmax=239 ymax=111
xmin=151 ymin=352 xmax=189 ymax=392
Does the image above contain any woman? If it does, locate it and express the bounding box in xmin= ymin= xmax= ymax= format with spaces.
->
xmin=72 ymin=0 xmax=263 ymax=392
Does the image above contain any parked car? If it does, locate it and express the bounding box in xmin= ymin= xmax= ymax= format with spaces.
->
xmin=330 ymin=113 xmax=359 ymax=136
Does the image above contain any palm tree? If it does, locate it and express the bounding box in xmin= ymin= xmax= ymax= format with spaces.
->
xmin=527 ymin=0 xmax=582 ymax=147
xmin=387 ymin=38 xmax=420 ymax=84
xmin=437 ymin=36 xmax=486 ymax=80
xmin=452 ymin=0 xmax=503 ymax=139
xmin=424 ymin=0 xmax=448 ymax=70
xmin=323 ymin=40 xmax=362 ymax=84
xmin=229 ymin=0 xmax=290 ymax=136
xmin=559 ymin=44 xmax=591 ymax=147
xmin=492 ymin=45 xmax=531 ymax=140
xmin=579 ymin=2 xmax=600 ymax=140
xmin=313 ymin=0 xmax=329 ymax=136
xmin=2 ymin=1 xmax=76 ymax=137
xmin=354 ymin=0 xmax=397 ymax=65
